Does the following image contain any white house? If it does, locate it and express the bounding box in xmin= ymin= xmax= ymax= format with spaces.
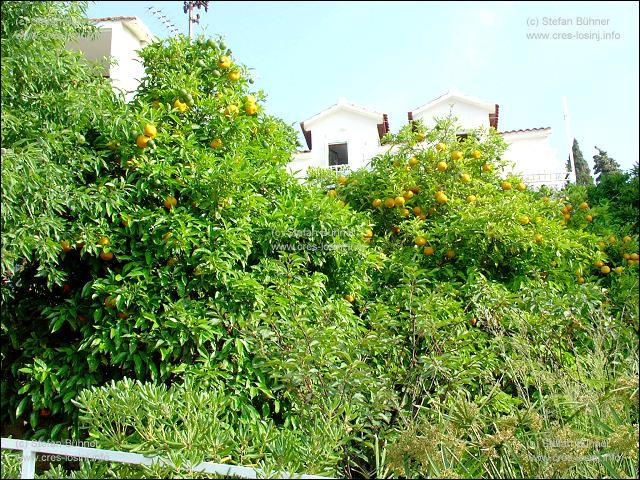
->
xmin=289 ymin=98 xmax=391 ymax=176
xmin=289 ymin=90 xmax=568 ymax=189
xmin=66 ymin=16 xmax=155 ymax=101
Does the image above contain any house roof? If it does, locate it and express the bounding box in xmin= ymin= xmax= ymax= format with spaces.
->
xmin=89 ymin=16 xmax=155 ymax=44
xmin=411 ymin=89 xmax=496 ymax=116
xmin=500 ymin=127 xmax=551 ymax=134
xmin=299 ymin=98 xmax=388 ymax=150
xmin=302 ymin=98 xmax=385 ymax=128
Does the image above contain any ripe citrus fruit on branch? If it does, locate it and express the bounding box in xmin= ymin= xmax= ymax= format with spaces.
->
xmin=372 ymin=199 xmax=382 ymax=208
xmin=136 ymin=135 xmax=150 ymax=149
xmin=143 ymin=124 xmax=157 ymax=139
xmin=435 ymin=191 xmax=448 ymax=204
xmin=437 ymin=161 xmax=448 ymax=172
xmin=164 ymin=196 xmax=177 ymax=210
xmin=451 ymin=151 xmax=463 ymax=161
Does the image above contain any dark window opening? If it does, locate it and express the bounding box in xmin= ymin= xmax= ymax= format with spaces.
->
xmin=328 ymin=143 xmax=348 ymax=166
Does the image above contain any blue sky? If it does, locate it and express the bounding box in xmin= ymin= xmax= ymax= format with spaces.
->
xmin=88 ymin=1 xmax=639 ymax=172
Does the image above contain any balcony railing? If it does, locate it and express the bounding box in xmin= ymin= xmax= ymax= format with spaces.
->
xmin=520 ymin=172 xmax=570 ymax=185
xmin=327 ymin=164 xmax=350 ymax=173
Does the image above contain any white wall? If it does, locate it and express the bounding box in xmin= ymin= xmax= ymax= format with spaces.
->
xmin=66 ymin=21 xmax=146 ymax=101
xmin=66 ymin=28 xmax=112 ymax=76
xmin=105 ymin=21 xmax=146 ymax=101
xmin=502 ymin=130 xmax=567 ymax=188
xmin=414 ymin=101 xmax=491 ymax=131
xmin=291 ymin=109 xmax=383 ymax=174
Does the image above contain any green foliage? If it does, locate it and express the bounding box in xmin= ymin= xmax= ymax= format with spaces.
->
xmin=592 ymin=146 xmax=621 ymax=184
xmin=566 ymin=139 xmax=593 ymax=186
xmin=2 ymin=2 xmax=638 ymax=479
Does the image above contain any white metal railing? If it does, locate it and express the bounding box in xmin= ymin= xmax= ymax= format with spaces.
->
xmin=327 ymin=164 xmax=349 ymax=173
xmin=520 ymin=172 xmax=570 ymax=184
xmin=1 ymin=437 xmax=331 ymax=479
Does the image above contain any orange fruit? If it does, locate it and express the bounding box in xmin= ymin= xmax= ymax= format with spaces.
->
xmin=218 ymin=56 xmax=232 ymax=68
xmin=519 ymin=215 xmax=530 ymax=225
xmin=372 ymin=198 xmax=382 ymax=208
xmin=437 ymin=161 xmax=448 ymax=172
xmin=97 ymin=236 xmax=110 ymax=246
xmin=451 ymin=151 xmax=463 ymax=161
xmin=395 ymin=196 xmax=406 ymax=206
xmin=482 ymin=163 xmax=493 ymax=172
xmin=563 ymin=213 xmax=571 ymax=221
xmin=364 ymin=229 xmax=373 ymax=238
xmin=228 ymin=70 xmax=241 ymax=81
xmin=534 ymin=234 xmax=543 ymax=244
xmin=445 ymin=249 xmax=456 ymax=259
xmin=594 ymin=260 xmax=604 ymax=268
xmin=136 ymin=135 xmax=150 ymax=149
xmin=579 ymin=202 xmax=589 ymax=210
xmin=104 ymin=296 xmax=116 ymax=308
xmin=419 ymin=214 xmax=427 ymax=220
xmin=501 ymin=181 xmax=512 ymax=191
xmin=384 ymin=198 xmax=396 ymax=208
xmin=436 ymin=142 xmax=447 ymax=152
xmin=470 ymin=317 xmax=478 ymax=326
xmin=466 ymin=195 xmax=476 ymax=203
xmin=435 ymin=191 xmax=448 ymax=204
xmin=246 ymin=102 xmax=258 ymax=117
xmin=224 ymin=104 xmax=240 ymax=116
xmin=623 ymin=253 xmax=630 ymax=260
xmin=60 ymin=240 xmax=73 ymax=253
xmin=516 ymin=182 xmax=526 ymax=192
xmin=585 ymin=214 xmax=593 ymax=222
xmin=327 ymin=189 xmax=337 ymax=198
xmin=542 ymin=196 xmax=550 ymax=204
xmin=630 ymin=253 xmax=639 ymax=260
xmin=144 ymin=124 xmax=157 ymax=139
xmin=100 ymin=251 xmax=113 ymax=261
xmin=623 ymin=235 xmax=632 ymax=243
xmin=403 ymin=190 xmax=414 ymax=199
xmin=210 ymin=139 xmax=223 ymax=149
xmin=400 ymin=208 xmax=410 ymax=217
xmin=423 ymin=246 xmax=435 ymax=256
xmin=415 ymin=236 xmax=427 ymax=247
xmin=337 ymin=175 xmax=348 ymax=185
xmin=600 ymin=265 xmax=610 ymax=274
xmin=344 ymin=294 xmax=355 ymax=303
xmin=413 ymin=206 xmax=422 ymax=216
xmin=614 ymin=266 xmax=624 ymax=273
xmin=460 ymin=173 xmax=471 ymax=183
xmin=408 ymin=156 xmax=419 ymax=167
xmin=472 ymin=150 xmax=482 ymax=159
xmin=608 ymin=235 xmax=617 ymax=244
xmin=164 ymin=196 xmax=177 ymax=209
xmin=578 ymin=276 xmax=585 ymax=284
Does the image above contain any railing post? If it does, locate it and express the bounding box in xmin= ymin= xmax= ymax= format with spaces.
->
xmin=21 ymin=448 xmax=36 ymax=479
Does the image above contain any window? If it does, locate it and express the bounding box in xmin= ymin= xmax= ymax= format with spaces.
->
xmin=328 ymin=143 xmax=348 ymax=166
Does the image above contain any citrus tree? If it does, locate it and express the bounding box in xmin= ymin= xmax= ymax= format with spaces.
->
xmin=2 ymin=3 xmax=382 ymax=454
xmin=2 ymin=2 xmax=638 ymax=478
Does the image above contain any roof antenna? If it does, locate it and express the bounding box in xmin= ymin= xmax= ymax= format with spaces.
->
xmin=147 ymin=6 xmax=180 ymax=36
